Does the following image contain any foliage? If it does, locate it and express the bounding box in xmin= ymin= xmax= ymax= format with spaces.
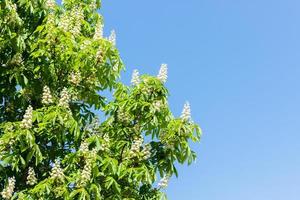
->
xmin=0 ymin=0 xmax=201 ymax=199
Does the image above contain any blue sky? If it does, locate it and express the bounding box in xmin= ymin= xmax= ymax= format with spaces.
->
xmin=101 ymin=0 xmax=300 ymax=199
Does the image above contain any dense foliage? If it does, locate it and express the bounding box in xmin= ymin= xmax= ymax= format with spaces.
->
xmin=0 ymin=0 xmax=201 ymax=199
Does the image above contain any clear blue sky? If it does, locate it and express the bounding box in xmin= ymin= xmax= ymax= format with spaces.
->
xmin=101 ymin=0 xmax=300 ymax=199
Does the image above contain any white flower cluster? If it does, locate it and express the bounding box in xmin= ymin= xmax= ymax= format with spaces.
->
xmin=9 ymin=2 xmax=17 ymax=13
xmin=108 ymin=30 xmax=116 ymax=46
xmin=69 ymin=71 xmax=81 ymax=85
xmin=79 ymin=141 xmax=89 ymax=153
xmin=85 ymin=118 xmax=100 ymax=134
xmin=93 ymin=21 xmax=103 ymax=40
xmin=20 ymin=105 xmax=33 ymax=129
xmin=157 ymin=63 xmax=168 ymax=83
xmin=95 ymin=47 xmax=102 ymax=62
xmin=181 ymin=101 xmax=191 ymax=121
xmin=90 ymin=148 xmax=98 ymax=158
xmin=80 ymin=40 xmax=91 ymax=50
xmin=59 ymin=7 xmax=84 ymax=36
xmin=141 ymin=144 xmax=151 ymax=160
xmin=142 ymin=86 xmax=152 ymax=96
xmin=77 ymin=159 xmax=92 ymax=187
xmin=104 ymin=135 xmax=110 ymax=143
xmin=26 ymin=167 xmax=37 ymax=186
xmin=131 ymin=69 xmax=140 ymax=86
xmin=1 ymin=177 xmax=15 ymax=200
xmin=58 ymin=88 xmax=70 ymax=108
xmin=11 ymin=53 xmax=22 ymax=66
xmin=46 ymin=0 xmax=56 ymax=10
xmin=100 ymin=135 xmax=110 ymax=151
xmin=90 ymin=0 xmax=97 ymax=10
xmin=4 ymin=2 xmax=19 ymax=24
xmin=46 ymin=13 xmax=56 ymax=43
xmin=129 ymin=137 xmax=143 ymax=157
xmin=158 ymin=176 xmax=169 ymax=188
xmin=84 ymin=117 xmax=100 ymax=134
xmin=153 ymin=100 xmax=163 ymax=112
xmin=42 ymin=86 xmax=53 ymax=105
xmin=9 ymin=139 xmax=15 ymax=146
xmin=59 ymin=13 xmax=69 ymax=32
xmin=86 ymin=76 xmax=97 ymax=86
xmin=47 ymin=12 xmax=55 ymax=25
xmin=50 ymin=160 xmax=64 ymax=180
xmin=70 ymin=7 xmax=84 ymax=36
xmin=117 ymin=110 xmax=131 ymax=123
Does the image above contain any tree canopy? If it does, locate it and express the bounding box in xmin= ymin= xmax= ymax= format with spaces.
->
xmin=0 ymin=0 xmax=201 ymax=199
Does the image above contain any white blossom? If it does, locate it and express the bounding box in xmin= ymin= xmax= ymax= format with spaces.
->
xmin=80 ymin=40 xmax=92 ymax=50
xmin=129 ymin=137 xmax=143 ymax=157
xmin=9 ymin=2 xmax=17 ymax=13
xmin=157 ymin=63 xmax=168 ymax=83
xmin=108 ymin=30 xmax=116 ymax=46
xmin=153 ymin=100 xmax=163 ymax=111
xmin=85 ymin=117 xmax=100 ymax=134
xmin=58 ymin=88 xmax=70 ymax=108
xmin=1 ymin=177 xmax=15 ymax=200
xmin=20 ymin=105 xmax=33 ymax=129
xmin=70 ymin=7 xmax=84 ymax=36
xmin=47 ymin=12 xmax=55 ymax=25
xmin=100 ymin=135 xmax=110 ymax=151
xmin=181 ymin=101 xmax=191 ymax=121
xmin=59 ymin=7 xmax=84 ymax=36
xmin=12 ymin=3 xmax=17 ymax=12
xmin=104 ymin=135 xmax=110 ymax=143
xmin=46 ymin=0 xmax=56 ymax=10
xmin=69 ymin=71 xmax=81 ymax=85
xmin=117 ymin=110 xmax=130 ymax=123
xmin=90 ymin=0 xmax=97 ymax=10
xmin=58 ymin=13 xmax=70 ymax=32
xmin=8 ymin=139 xmax=15 ymax=146
xmin=91 ymin=148 xmax=98 ymax=157
xmin=79 ymin=141 xmax=89 ymax=153
xmin=77 ymin=159 xmax=92 ymax=187
xmin=42 ymin=86 xmax=53 ymax=105
xmin=50 ymin=160 xmax=64 ymax=180
xmin=158 ymin=176 xmax=169 ymax=188
xmin=142 ymin=144 xmax=151 ymax=160
xmin=95 ymin=47 xmax=102 ymax=62
xmin=131 ymin=69 xmax=140 ymax=86
xmin=4 ymin=2 xmax=19 ymax=24
xmin=46 ymin=13 xmax=56 ymax=44
xmin=26 ymin=167 xmax=37 ymax=186
xmin=93 ymin=21 xmax=103 ymax=40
